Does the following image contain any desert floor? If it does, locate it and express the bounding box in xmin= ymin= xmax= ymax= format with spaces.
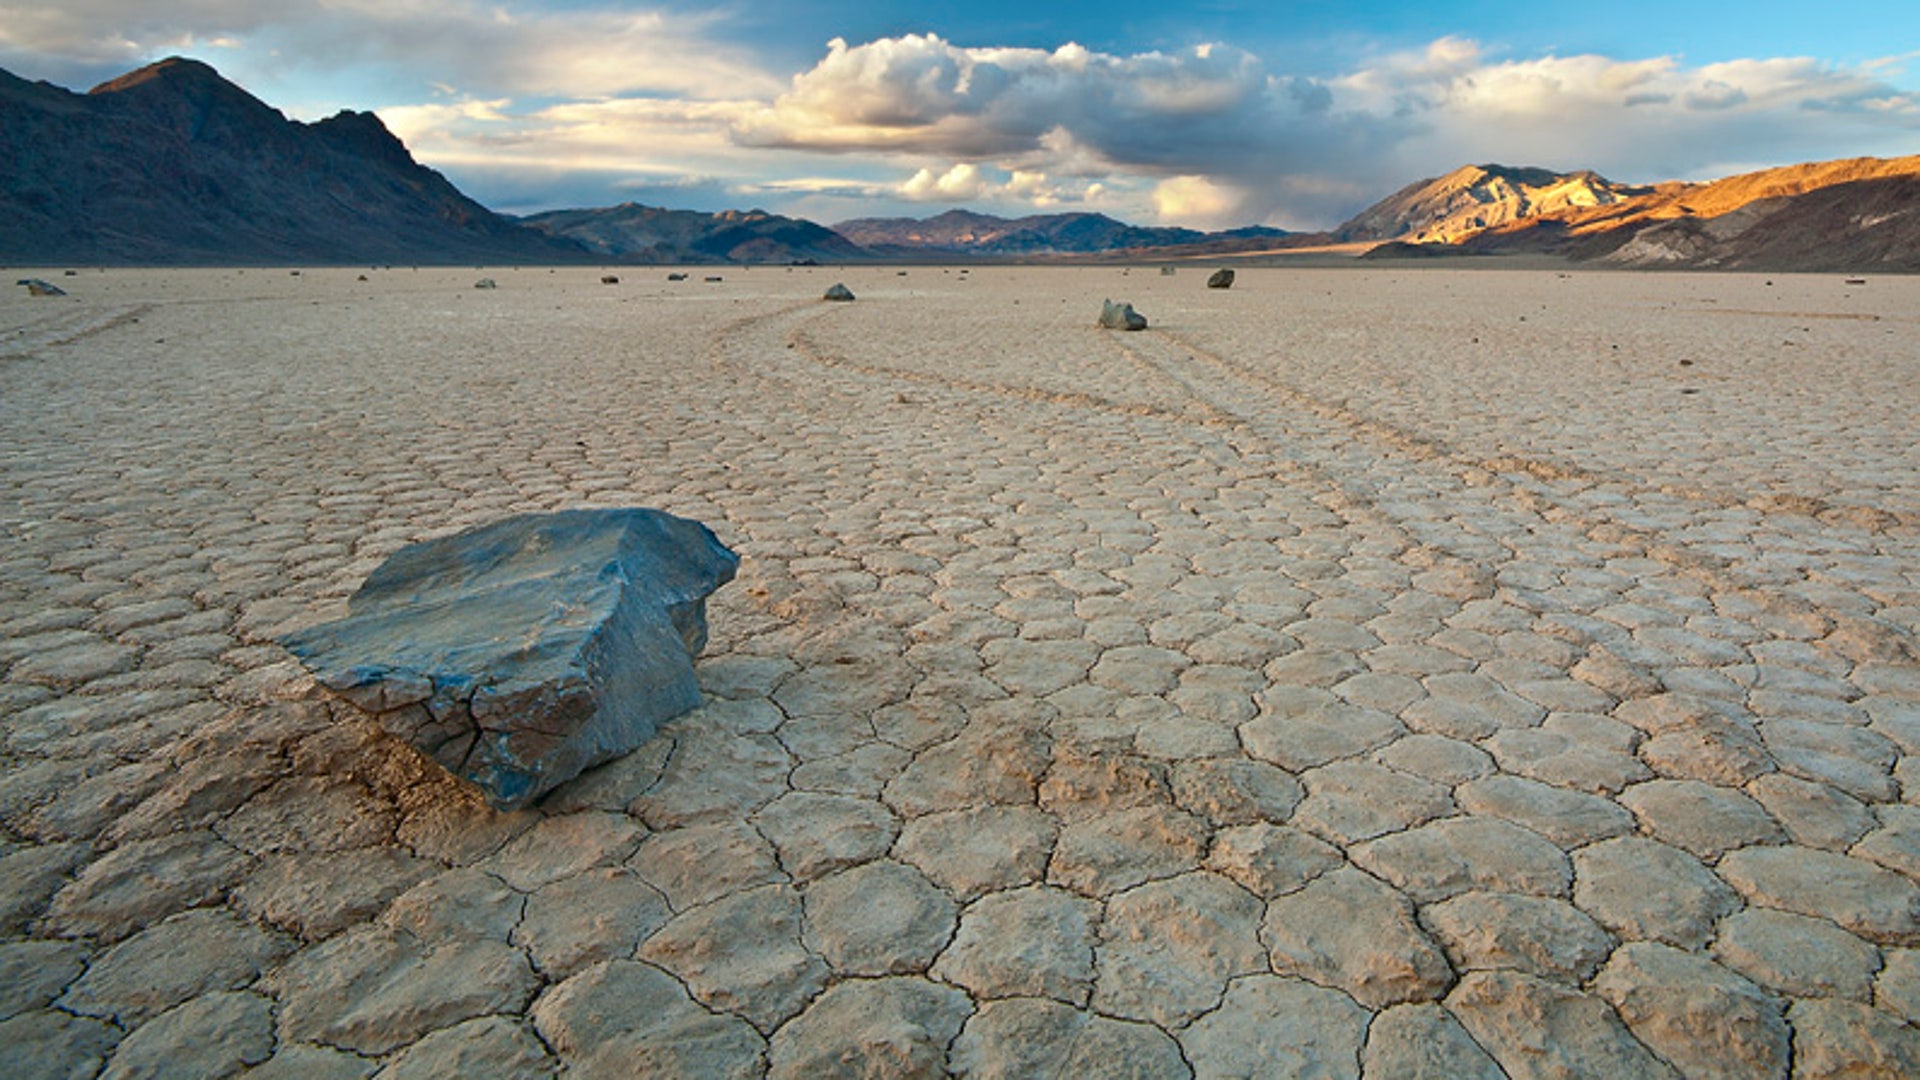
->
xmin=4 ymin=263 xmax=1920 ymax=1078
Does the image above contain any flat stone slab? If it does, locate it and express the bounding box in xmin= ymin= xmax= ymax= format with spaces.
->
xmin=1595 ymin=942 xmax=1790 ymax=1080
xmin=282 ymin=508 xmax=737 ymax=809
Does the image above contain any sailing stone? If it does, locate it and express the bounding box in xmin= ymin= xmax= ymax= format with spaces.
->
xmin=282 ymin=509 xmax=738 ymax=809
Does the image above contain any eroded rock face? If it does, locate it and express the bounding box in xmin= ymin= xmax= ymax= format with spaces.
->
xmin=282 ymin=509 xmax=737 ymax=810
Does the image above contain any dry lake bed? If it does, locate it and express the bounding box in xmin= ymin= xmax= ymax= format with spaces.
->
xmin=4 ymin=264 xmax=1920 ymax=1077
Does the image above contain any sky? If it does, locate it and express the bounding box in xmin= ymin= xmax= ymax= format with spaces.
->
xmin=3 ymin=2 xmax=1918 ymax=229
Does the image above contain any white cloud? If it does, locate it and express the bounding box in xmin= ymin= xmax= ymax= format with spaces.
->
xmin=1371 ymin=45 xmax=1920 ymax=187
xmin=892 ymin=162 xmax=1113 ymax=212
xmin=1152 ymin=176 xmax=1241 ymax=226
xmin=901 ymin=163 xmax=991 ymax=200
xmin=380 ymin=94 xmax=765 ymax=175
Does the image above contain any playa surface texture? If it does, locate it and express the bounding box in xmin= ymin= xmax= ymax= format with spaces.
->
xmin=4 ymin=264 xmax=1920 ymax=1078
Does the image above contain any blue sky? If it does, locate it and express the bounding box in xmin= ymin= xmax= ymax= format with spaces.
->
xmin=3 ymin=1 xmax=1916 ymax=227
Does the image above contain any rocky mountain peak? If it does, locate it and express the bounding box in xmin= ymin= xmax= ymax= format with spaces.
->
xmin=88 ymin=55 xmax=227 ymax=95
xmin=1335 ymin=164 xmax=1647 ymax=244
xmin=1 ymin=57 xmax=588 ymax=264
xmin=88 ymin=55 xmax=282 ymax=125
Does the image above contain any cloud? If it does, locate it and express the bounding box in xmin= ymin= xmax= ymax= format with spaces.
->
xmin=734 ymin=34 xmax=1287 ymax=159
xmin=731 ymin=33 xmax=1416 ymax=225
xmin=1152 ymin=176 xmax=1242 ymax=224
xmin=384 ymin=95 xmax=762 ymax=166
xmin=1372 ymin=46 xmax=1920 ymax=185
xmin=0 ymin=0 xmax=779 ymax=101
xmin=0 ymin=0 xmax=269 ymax=61
xmin=724 ymin=33 xmax=1920 ymax=227
xmin=1684 ymin=80 xmax=1749 ymax=109
xmin=901 ymin=163 xmax=991 ymax=200
xmin=890 ymin=162 xmax=1111 ymax=212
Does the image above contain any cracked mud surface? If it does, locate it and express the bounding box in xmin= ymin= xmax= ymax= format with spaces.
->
xmin=4 ymin=265 xmax=1920 ymax=1077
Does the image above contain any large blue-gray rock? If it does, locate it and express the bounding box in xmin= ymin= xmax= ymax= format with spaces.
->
xmin=282 ymin=509 xmax=738 ymax=809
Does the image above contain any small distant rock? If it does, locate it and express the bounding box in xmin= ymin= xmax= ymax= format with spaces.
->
xmin=1098 ymin=299 xmax=1147 ymax=331
xmin=1207 ymin=269 xmax=1236 ymax=289
xmin=17 ymin=279 xmax=66 ymax=297
xmin=823 ymin=283 xmax=855 ymax=302
xmin=666 ymin=272 xmax=689 ymax=281
xmin=1160 ymin=266 xmax=1177 ymax=276
xmin=473 ymin=278 xmax=497 ymax=290
xmin=703 ymin=276 xmax=723 ymax=283
xmin=356 ymin=274 xmax=369 ymax=282
xmin=600 ymin=275 xmax=619 ymax=285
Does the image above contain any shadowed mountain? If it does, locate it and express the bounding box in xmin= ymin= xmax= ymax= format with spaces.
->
xmin=1585 ymin=172 xmax=1920 ymax=271
xmin=0 ymin=57 xmax=592 ymax=265
xmin=1351 ymin=156 xmax=1920 ymax=271
xmin=833 ymin=209 xmax=1288 ymax=258
xmin=517 ymin=204 xmax=871 ymax=264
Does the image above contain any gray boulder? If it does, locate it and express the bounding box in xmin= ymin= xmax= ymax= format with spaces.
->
xmin=1097 ymin=299 xmax=1148 ymax=331
xmin=1207 ymin=269 xmax=1236 ymax=289
xmin=17 ymin=278 xmax=67 ymax=297
xmin=823 ymin=283 xmax=855 ymax=302
xmin=281 ymin=509 xmax=738 ymax=809
xmin=473 ymin=278 xmax=497 ymax=290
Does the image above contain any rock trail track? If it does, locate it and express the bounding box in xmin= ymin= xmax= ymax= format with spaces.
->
xmin=4 ymin=265 xmax=1920 ymax=1078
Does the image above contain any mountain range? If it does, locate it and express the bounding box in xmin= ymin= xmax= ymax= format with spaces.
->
xmin=1358 ymin=157 xmax=1920 ymax=271
xmin=519 ymin=204 xmax=867 ymax=264
xmin=3 ymin=57 xmax=1916 ymax=270
xmin=833 ymin=209 xmax=1290 ymax=257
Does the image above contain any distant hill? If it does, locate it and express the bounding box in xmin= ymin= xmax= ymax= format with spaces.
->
xmin=1348 ymin=156 xmax=1920 ymax=271
xmin=518 ymin=204 xmax=870 ymax=264
xmin=834 ymin=209 xmax=1288 ymax=257
xmin=1333 ymin=164 xmax=1651 ymax=245
xmin=0 ymin=58 xmax=590 ymax=265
